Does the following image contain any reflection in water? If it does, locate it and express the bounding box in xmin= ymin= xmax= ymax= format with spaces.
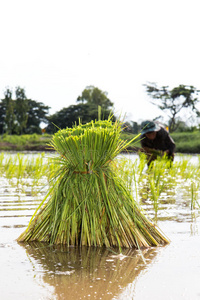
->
xmin=19 ymin=242 xmax=160 ymax=300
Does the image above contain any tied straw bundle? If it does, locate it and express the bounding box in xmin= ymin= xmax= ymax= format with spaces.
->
xmin=18 ymin=119 xmax=169 ymax=248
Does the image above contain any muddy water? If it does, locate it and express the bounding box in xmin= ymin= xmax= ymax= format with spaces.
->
xmin=0 ymin=154 xmax=200 ymax=299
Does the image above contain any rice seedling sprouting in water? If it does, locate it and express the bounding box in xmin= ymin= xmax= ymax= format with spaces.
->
xmin=18 ymin=118 xmax=169 ymax=249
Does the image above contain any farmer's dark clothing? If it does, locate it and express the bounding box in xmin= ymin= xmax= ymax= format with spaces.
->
xmin=141 ymin=126 xmax=175 ymax=166
xmin=141 ymin=126 xmax=175 ymax=155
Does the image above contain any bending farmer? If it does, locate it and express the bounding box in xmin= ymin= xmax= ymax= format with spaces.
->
xmin=140 ymin=120 xmax=176 ymax=167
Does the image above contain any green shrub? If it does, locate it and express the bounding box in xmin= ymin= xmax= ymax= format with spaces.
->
xmin=171 ymin=131 xmax=200 ymax=153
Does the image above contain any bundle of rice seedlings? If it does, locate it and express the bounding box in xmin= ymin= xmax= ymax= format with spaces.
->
xmin=18 ymin=119 xmax=169 ymax=248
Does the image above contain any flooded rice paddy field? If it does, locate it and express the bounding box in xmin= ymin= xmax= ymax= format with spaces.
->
xmin=0 ymin=152 xmax=200 ymax=300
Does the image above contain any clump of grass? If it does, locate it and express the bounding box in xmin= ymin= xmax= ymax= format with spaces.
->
xmin=17 ymin=119 xmax=169 ymax=249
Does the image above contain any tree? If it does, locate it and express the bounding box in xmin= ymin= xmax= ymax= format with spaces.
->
xmin=0 ymin=88 xmax=15 ymax=135
xmin=122 ymin=121 xmax=139 ymax=134
xmin=46 ymin=104 xmax=86 ymax=133
xmin=76 ymin=86 xmax=114 ymax=123
xmin=15 ymin=87 xmax=29 ymax=134
xmin=4 ymin=88 xmax=15 ymax=134
xmin=46 ymin=102 xmax=114 ymax=133
xmin=144 ymin=83 xmax=200 ymax=132
xmin=77 ymin=85 xmax=113 ymax=109
xmin=0 ymin=86 xmax=50 ymax=135
xmin=46 ymin=86 xmax=115 ymax=133
xmin=0 ymin=100 xmax=6 ymax=134
xmin=25 ymin=99 xmax=50 ymax=134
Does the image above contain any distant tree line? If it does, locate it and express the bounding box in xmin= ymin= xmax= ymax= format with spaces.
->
xmin=0 ymin=85 xmax=115 ymax=135
xmin=0 ymin=87 xmax=50 ymax=135
xmin=1 ymin=83 xmax=199 ymax=135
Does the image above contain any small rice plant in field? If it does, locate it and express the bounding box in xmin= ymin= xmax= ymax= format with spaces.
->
xmin=190 ymin=181 xmax=200 ymax=210
xmin=2 ymin=149 xmax=199 ymax=219
xmin=148 ymin=175 xmax=165 ymax=217
xmin=0 ymin=153 xmax=51 ymax=195
xmin=137 ymin=153 xmax=147 ymax=180
xmin=0 ymin=152 xmax=4 ymax=169
xmin=18 ymin=119 xmax=169 ymax=249
xmin=115 ymin=157 xmax=139 ymax=200
xmin=173 ymin=155 xmax=198 ymax=180
xmin=148 ymin=158 xmax=170 ymax=216
xmin=117 ymin=153 xmax=200 ymax=219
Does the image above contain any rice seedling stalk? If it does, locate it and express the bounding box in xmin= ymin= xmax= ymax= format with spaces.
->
xmin=18 ymin=118 xmax=169 ymax=248
xmin=191 ymin=181 xmax=200 ymax=210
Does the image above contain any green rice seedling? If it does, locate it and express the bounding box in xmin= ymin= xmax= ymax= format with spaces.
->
xmin=0 ymin=152 xmax=5 ymax=175
xmin=18 ymin=119 xmax=169 ymax=249
xmin=4 ymin=157 xmax=18 ymax=180
xmin=0 ymin=152 xmax=51 ymax=194
xmin=115 ymin=157 xmax=136 ymax=194
xmin=191 ymin=181 xmax=195 ymax=210
xmin=24 ymin=154 xmax=49 ymax=194
xmin=148 ymin=174 xmax=165 ymax=218
xmin=16 ymin=154 xmax=29 ymax=184
xmin=147 ymin=156 xmax=200 ymax=214
xmin=190 ymin=181 xmax=200 ymax=210
xmin=174 ymin=156 xmax=196 ymax=181
xmin=115 ymin=154 xmax=200 ymax=223
xmin=115 ymin=157 xmax=142 ymax=204
xmin=137 ymin=153 xmax=147 ymax=180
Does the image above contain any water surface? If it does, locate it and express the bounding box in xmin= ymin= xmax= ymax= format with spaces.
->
xmin=0 ymin=153 xmax=200 ymax=299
